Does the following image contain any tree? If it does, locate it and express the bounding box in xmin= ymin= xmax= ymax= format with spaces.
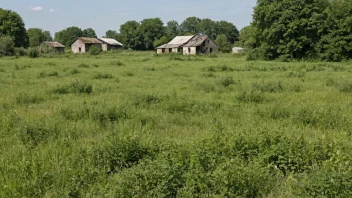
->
xmin=138 ymin=18 xmax=165 ymax=50
xmin=318 ymin=0 xmax=352 ymax=61
xmin=252 ymin=0 xmax=329 ymax=60
xmin=82 ymin=28 xmax=97 ymax=38
xmin=237 ymin=26 xmax=258 ymax=49
xmin=0 ymin=9 xmax=28 ymax=47
xmin=27 ymin=28 xmax=44 ymax=47
xmin=42 ymin=31 xmax=53 ymax=41
xmin=119 ymin=21 xmax=141 ymax=50
xmin=54 ymin=26 xmax=83 ymax=46
xmin=165 ymin=21 xmax=180 ymax=40
xmin=105 ymin=30 xmax=119 ymax=39
xmin=217 ymin=21 xmax=239 ymax=44
xmin=197 ymin=19 xmax=219 ymax=40
xmin=181 ymin=17 xmax=201 ymax=34
xmin=153 ymin=36 xmax=168 ymax=48
xmin=0 ymin=35 xmax=15 ymax=55
xmin=216 ymin=34 xmax=231 ymax=53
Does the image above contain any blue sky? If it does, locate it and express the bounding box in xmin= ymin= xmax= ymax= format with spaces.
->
xmin=0 ymin=0 xmax=257 ymax=37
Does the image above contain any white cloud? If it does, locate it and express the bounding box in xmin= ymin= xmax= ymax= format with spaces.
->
xmin=49 ymin=9 xmax=54 ymax=13
xmin=31 ymin=6 xmax=43 ymax=11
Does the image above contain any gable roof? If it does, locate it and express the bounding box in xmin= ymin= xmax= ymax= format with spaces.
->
xmin=44 ymin=41 xmax=65 ymax=48
xmin=99 ymin=38 xmax=123 ymax=46
xmin=182 ymin=35 xmax=209 ymax=47
xmin=157 ymin=35 xmax=195 ymax=49
xmin=73 ymin=37 xmax=102 ymax=44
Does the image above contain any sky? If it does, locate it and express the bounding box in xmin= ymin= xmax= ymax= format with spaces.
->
xmin=0 ymin=0 xmax=257 ymax=38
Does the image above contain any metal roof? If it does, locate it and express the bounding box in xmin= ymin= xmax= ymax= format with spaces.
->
xmin=44 ymin=41 xmax=65 ymax=48
xmin=98 ymin=38 xmax=123 ymax=46
xmin=182 ymin=35 xmax=208 ymax=47
xmin=157 ymin=35 xmax=195 ymax=49
xmin=75 ymin=37 xmax=103 ymax=44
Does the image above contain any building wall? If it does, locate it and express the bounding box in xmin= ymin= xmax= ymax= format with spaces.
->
xmin=107 ymin=45 xmax=122 ymax=51
xmin=172 ymin=48 xmax=178 ymax=53
xmin=203 ymin=39 xmax=218 ymax=54
xmin=102 ymin=44 xmax=108 ymax=51
xmin=183 ymin=47 xmax=197 ymax=55
xmin=85 ymin=43 xmax=102 ymax=52
xmin=55 ymin=47 xmax=65 ymax=53
xmin=71 ymin=39 xmax=86 ymax=53
xmin=157 ymin=49 xmax=163 ymax=54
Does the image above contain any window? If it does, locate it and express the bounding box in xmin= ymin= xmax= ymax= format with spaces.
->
xmin=162 ymin=48 xmax=165 ymax=53
xmin=188 ymin=48 xmax=191 ymax=53
xmin=210 ymin=48 xmax=213 ymax=53
xmin=169 ymin=48 xmax=172 ymax=53
xmin=208 ymin=40 xmax=210 ymax=44
xmin=79 ymin=47 xmax=81 ymax=53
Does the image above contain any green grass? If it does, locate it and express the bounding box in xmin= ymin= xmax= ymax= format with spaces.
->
xmin=1 ymin=51 xmax=352 ymax=197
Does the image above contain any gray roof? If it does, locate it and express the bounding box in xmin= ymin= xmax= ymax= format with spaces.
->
xmin=74 ymin=37 xmax=103 ymax=44
xmin=157 ymin=35 xmax=195 ymax=49
xmin=182 ymin=35 xmax=208 ymax=47
xmin=99 ymin=38 xmax=123 ymax=46
xmin=44 ymin=41 xmax=65 ymax=48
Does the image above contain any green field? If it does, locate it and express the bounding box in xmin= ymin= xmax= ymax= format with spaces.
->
xmin=1 ymin=52 xmax=352 ymax=197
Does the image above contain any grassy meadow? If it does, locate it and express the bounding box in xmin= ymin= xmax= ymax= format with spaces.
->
xmin=1 ymin=51 xmax=352 ymax=197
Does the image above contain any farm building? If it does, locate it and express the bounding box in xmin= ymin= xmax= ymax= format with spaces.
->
xmin=71 ymin=37 xmax=102 ymax=53
xmin=232 ymin=47 xmax=244 ymax=54
xmin=157 ymin=36 xmax=194 ymax=54
xmin=157 ymin=35 xmax=218 ymax=55
xmin=182 ymin=35 xmax=218 ymax=55
xmin=42 ymin=41 xmax=65 ymax=52
xmin=98 ymin=38 xmax=123 ymax=51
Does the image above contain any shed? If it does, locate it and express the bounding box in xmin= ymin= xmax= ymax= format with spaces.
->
xmin=43 ymin=41 xmax=65 ymax=52
xmin=71 ymin=37 xmax=102 ymax=53
xmin=182 ymin=35 xmax=218 ymax=55
xmin=157 ymin=36 xmax=195 ymax=54
xmin=98 ymin=38 xmax=123 ymax=51
xmin=232 ymin=47 xmax=244 ymax=54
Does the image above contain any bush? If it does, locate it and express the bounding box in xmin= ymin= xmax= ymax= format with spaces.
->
xmin=220 ymin=76 xmax=235 ymax=87
xmin=237 ymin=91 xmax=266 ymax=103
xmin=14 ymin=47 xmax=27 ymax=56
xmin=109 ymin=61 xmax=125 ymax=66
xmin=0 ymin=36 xmax=15 ymax=56
xmin=93 ymin=73 xmax=113 ymax=79
xmin=53 ymin=81 xmax=93 ymax=94
xmin=89 ymin=45 xmax=102 ymax=55
xmin=27 ymin=48 xmax=39 ymax=58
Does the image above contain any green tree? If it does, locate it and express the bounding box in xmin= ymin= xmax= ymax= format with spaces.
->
xmin=42 ymin=31 xmax=53 ymax=41
xmin=105 ymin=30 xmax=119 ymax=39
xmin=318 ymin=0 xmax=352 ymax=61
xmin=119 ymin=21 xmax=141 ymax=50
xmin=165 ymin=20 xmax=180 ymax=40
xmin=252 ymin=0 xmax=329 ymax=60
xmin=217 ymin=21 xmax=239 ymax=44
xmin=153 ymin=36 xmax=168 ymax=48
xmin=197 ymin=19 xmax=218 ymax=40
xmin=27 ymin=28 xmax=44 ymax=47
xmin=0 ymin=8 xmax=28 ymax=47
xmin=138 ymin=18 xmax=165 ymax=50
xmin=237 ymin=26 xmax=258 ymax=49
xmin=0 ymin=35 xmax=15 ymax=55
xmin=216 ymin=34 xmax=231 ymax=53
xmin=82 ymin=28 xmax=97 ymax=38
xmin=181 ymin=17 xmax=201 ymax=34
xmin=54 ymin=26 xmax=83 ymax=46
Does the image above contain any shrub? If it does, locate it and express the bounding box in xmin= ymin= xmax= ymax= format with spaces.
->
xmin=253 ymin=81 xmax=284 ymax=93
xmin=93 ymin=73 xmax=113 ymax=79
xmin=14 ymin=47 xmax=27 ymax=56
xmin=109 ymin=60 xmax=125 ymax=66
xmin=237 ymin=91 xmax=266 ymax=103
xmin=0 ymin=36 xmax=15 ymax=56
xmin=220 ymin=76 xmax=235 ymax=87
xmin=27 ymin=48 xmax=39 ymax=58
xmin=70 ymin=69 xmax=80 ymax=75
xmin=53 ymin=81 xmax=93 ymax=94
xmin=78 ymin=63 xmax=90 ymax=68
xmin=89 ymin=45 xmax=102 ymax=55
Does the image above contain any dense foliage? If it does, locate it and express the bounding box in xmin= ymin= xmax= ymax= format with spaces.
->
xmin=54 ymin=27 xmax=97 ymax=46
xmin=246 ymin=0 xmax=352 ymax=61
xmin=0 ymin=8 xmax=28 ymax=47
xmin=27 ymin=28 xmax=53 ymax=47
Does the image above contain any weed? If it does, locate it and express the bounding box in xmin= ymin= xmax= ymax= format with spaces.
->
xmin=237 ymin=91 xmax=266 ymax=103
xmin=109 ymin=61 xmax=125 ymax=66
xmin=93 ymin=73 xmax=113 ymax=79
xmin=53 ymin=81 xmax=93 ymax=94
xmin=78 ymin=63 xmax=90 ymax=68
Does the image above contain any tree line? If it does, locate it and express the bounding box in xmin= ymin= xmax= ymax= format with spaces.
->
xmin=239 ymin=0 xmax=352 ymax=61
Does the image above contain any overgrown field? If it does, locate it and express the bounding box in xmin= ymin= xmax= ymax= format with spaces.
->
xmin=1 ymin=52 xmax=352 ymax=197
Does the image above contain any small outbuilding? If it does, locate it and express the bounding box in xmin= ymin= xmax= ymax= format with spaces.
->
xmin=43 ymin=41 xmax=65 ymax=52
xmin=232 ymin=47 xmax=244 ymax=54
xmin=157 ymin=35 xmax=218 ymax=55
xmin=157 ymin=36 xmax=194 ymax=54
xmin=182 ymin=35 xmax=218 ymax=55
xmin=98 ymin=38 xmax=123 ymax=51
xmin=71 ymin=37 xmax=102 ymax=53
